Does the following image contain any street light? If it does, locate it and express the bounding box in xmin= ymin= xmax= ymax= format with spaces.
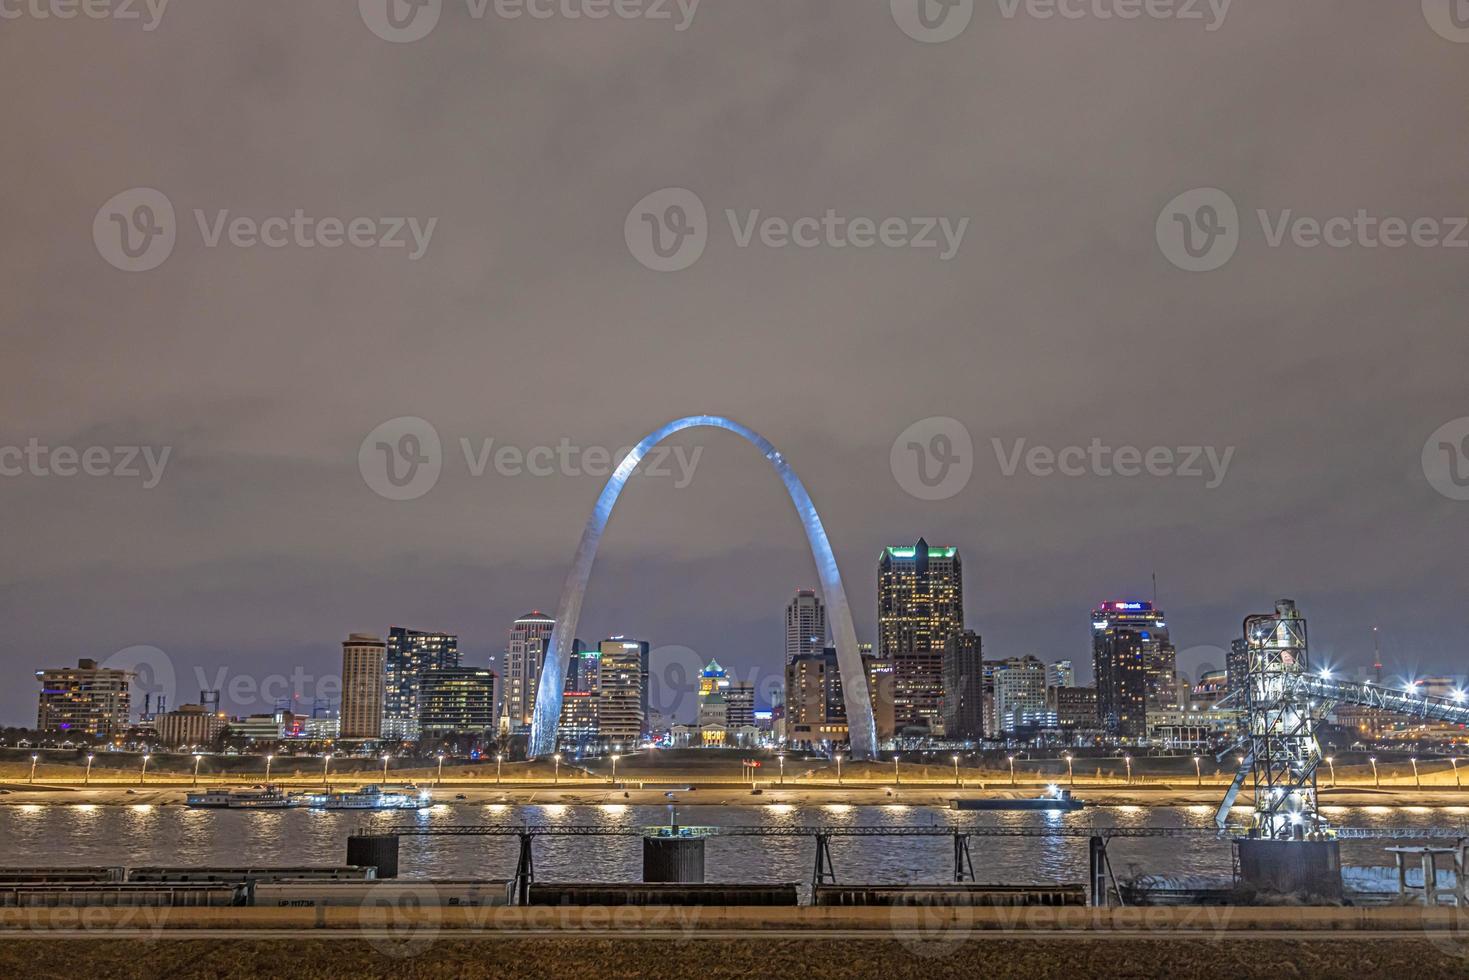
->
xmin=778 ymin=753 xmax=785 ymax=786
xmin=553 ymin=753 xmax=561 ymax=785
xmin=437 ymin=753 xmax=445 ymax=787
xmin=835 ymin=753 xmax=843 ymax=786
xmin=1064 ymin=752 xmax=1074 ymax=786
xmin=611 ymin=754 xmax=620 ymax=785
xmin=1453 ymin=757 xmax=1462 ymax=789
xmin=192 ymin=753 xmax=203 ymax=787
xmin=1411 ymin=757 xmax=1421 ymax=789
xmin=893 ymin=754 xmax=900 ymax=786
xmin=381 ymin=754 xmax=390 ymax=784
xmin=497 ymin=753 xmax=503 ymax=785
xmin=139 ymin=754 xmax=150 ymax=785
xmin=84 ymin=754 xmax=94 ymax=786
xmin=323 ymin=753 xmax=333 ymax=788
xmin=265 ymin=754 xmax=274 ymax=784
xmin=1370 ymin=757 xmax=1379 ymax=788
xmin=1007 ymin=755 xmax=1016 ymax=787
xmin=952 ymin=754 xmax=961 ymax=787
xmin=28 ymin=754 xmax=38 ymax=784
xmin=1193 ymin=755 xmax=1201 ymax=788
xmin=1326 ymin=756 xmax=1336 ymax=788
xmin=1124 ymin=755 xmax=1132 ymax=786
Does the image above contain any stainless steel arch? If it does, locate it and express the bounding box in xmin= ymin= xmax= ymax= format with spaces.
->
xmin=528 ymin=416 xmax=878 ymax=760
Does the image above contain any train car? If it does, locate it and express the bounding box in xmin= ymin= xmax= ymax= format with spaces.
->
xmin=252 ymin=879 xmax=513 ymax=908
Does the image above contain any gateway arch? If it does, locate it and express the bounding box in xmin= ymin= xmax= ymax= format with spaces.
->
xmin=529 ymin=415 xmax=879 ymax=761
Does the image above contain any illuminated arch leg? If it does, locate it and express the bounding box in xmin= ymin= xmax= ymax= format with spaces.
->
xmin=529 ymin=416 xmax=878 ymax=760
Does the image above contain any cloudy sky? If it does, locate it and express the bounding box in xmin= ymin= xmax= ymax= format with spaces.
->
xmin=2 ymin=0 xmax=1467 ymax=724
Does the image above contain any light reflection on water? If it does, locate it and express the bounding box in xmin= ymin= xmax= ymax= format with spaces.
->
xmin=0 ymin=804 xmax=1463 ymax=889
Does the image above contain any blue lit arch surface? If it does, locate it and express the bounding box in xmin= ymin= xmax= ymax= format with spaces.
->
xmin=529 ymin=416 xmax=878 ymax=760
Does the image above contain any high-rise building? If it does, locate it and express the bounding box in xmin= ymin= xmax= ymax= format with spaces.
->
xmin=35 ymin=659 xmax=133 ymax=736
xmin=725 ymin=681 xmax=755 ymax=729
xmin=560 ymin=690 xmax=600 ymax=745
xmin=596 ymin=638 xmax=649 ymax=742
xmin=878 ymin=539 xmax=964 ymax=734
xmin=1046 ymin=660 xmax=1075 ymax=691
xmin=941 ymin=629 xmax=985 ymax=740
xmin=383 ymin=627 xmax=460 ymax=740
xmin=993 ymin=656 xmax=1048 ymax=733
xmin=784 ymin=649 xmax=896 ymax=749
xmin=156 ymin=704 xmax=227 ymax=748
xmin=340 ymin=633 xmax=387 ymax=739
xmin=785 ymin=589 xmax=827 ymax=664
xmin=699 ymin=659 xmax=730 ymax=697
xmin=1226 ymin=637 xmax=1250 ymax=695
xmin=1091 ymin=601 xmax=1173 ymax=739
xmin=563 ymin=640 xmax=596 ymax=693
xmin=1048 ymin=686 xmax=1099 ymax=730
xmin=418 ymin=667 xmax=497 ymax=737
xmin=505 ymin=612 xmax=555 ymax=734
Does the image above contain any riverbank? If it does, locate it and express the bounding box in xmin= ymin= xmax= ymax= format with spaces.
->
xmin=1 ymin=782 xmax=1466 ymax=810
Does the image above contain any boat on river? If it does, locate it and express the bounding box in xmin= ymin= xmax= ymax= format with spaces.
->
xmin=185 ymin=785 xmax=298 ymax=809
xmin=951 ymin=787 xmax=1087 ymax=812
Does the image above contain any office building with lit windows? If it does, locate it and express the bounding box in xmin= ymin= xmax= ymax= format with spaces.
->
xmin=340 ymin=633 xmax=387 ymax=739
xmin=1091 ymin=601 xmax=1174 ymax=739
xmin=383 ymin=627 xmax=460 ymax=740
xmin=596 ymin=638 xmax=649 ymax=741
xmin=785 ymin=589 xmax=827 ymax=664
xmin=505 ymin=612 xmax=555 ymax=733
xmin=418 ymin=667 xmax=497 ymax=737
xmin=878 ymin=539 xmax=964 ymax=735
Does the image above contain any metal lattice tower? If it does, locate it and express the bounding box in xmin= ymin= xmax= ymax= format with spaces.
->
xmin=1241 ymin=599 xmax=1327 ymax=839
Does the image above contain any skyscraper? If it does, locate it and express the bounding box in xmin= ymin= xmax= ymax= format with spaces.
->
xmin=35 ymin=658 xmax=133 ymax=736
xmin=785 ymin=589 xmax=827 ymax=664
xmin=878 ymin=539 xmax=964 ymax=734
xmin=784 ymin=648 xmax=895 ymax=749
xmin=505 ymin=611 xmax=554 ymax=733
xmin=340 ymin=633 xmax=387 ymax=740
xmin=993 ymin=655 xmax=1048 ymax=732
xmin=596 ymin=637 xmax=649 ymax=742
xmin=1046 ymin=660 xmax=1075 ymax=690
xmin=1091 ymin=601 xmax=1173 ymax=739
xmin=418 ymin=667 xmax=497 ymax=738
xmin=383 ymin=627 xmax=460 ymax=739
xmin=1226 ymin=637 xmax=1250 ymax=695
xmin=941 ymin=629 xmax=984 ymax=740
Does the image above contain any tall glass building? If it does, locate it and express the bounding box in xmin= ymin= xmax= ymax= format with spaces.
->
xmin=878 ymin=539 xmax=964 ymax=735
xmin=383 ymin=627 xmax=460 ymax=740
xmin=1091 ymin=601 xmax=1175 ymax=739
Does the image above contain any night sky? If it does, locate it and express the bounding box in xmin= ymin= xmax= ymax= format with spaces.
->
xmin=3 ymin=1 xmax=1467 ymax=725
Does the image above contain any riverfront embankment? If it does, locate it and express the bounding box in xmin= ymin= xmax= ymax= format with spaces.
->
xmin=4 ymin=908 xmax=1469 ymax=979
